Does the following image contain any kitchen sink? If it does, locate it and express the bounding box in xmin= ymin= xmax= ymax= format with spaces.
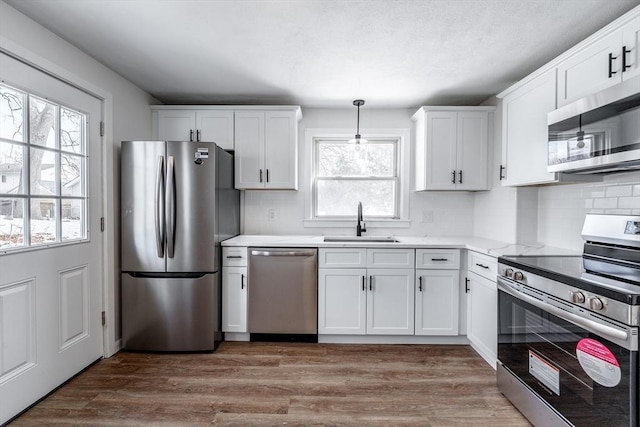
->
xmin=323 ymin=236 xmax=399 ymax=243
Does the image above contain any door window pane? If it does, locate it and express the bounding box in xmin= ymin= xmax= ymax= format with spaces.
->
xmin=30 ymin=148 xmax=58 ymax=195
xmin=29 ymin=96 xmax=57 ymax=149
xmin=0 ymin=198 xmax=25 ymax=248
xmin=61 ymin=154 xmax=83 ymax=196
xmin=0 ymin=142 xmax=25 ymax=195
xmin=61 ymin=198 xmax=84 ymax=241
xmin=60 ymin=107 xmax=83 ymax=154
xmin=30 ymin=198 xmax=57 ymax=245
xmin=0 ymin=85 xmax=25 ymax=142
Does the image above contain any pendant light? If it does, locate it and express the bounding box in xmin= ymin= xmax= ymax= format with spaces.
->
xmin=349 ymin=99 xmax=368 ymax=144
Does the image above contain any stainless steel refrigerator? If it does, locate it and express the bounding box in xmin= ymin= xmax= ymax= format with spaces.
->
xmin=120 ymin=140 xmax=239 ymax=351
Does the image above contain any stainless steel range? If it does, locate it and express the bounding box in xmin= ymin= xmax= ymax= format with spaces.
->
xmin=497 ymin=214 xmax=640 ymax=427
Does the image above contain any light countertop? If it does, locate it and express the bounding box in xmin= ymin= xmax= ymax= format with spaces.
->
xmin=221 ymin=235 xmax=580 ymax=258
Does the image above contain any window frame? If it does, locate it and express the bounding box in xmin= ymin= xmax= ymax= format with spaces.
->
xmin=303 ymin=128 xmax=411 ymax=229
xmin=0 ymin=82 xmax=89 ymax=252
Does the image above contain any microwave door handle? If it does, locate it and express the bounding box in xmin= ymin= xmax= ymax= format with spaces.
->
xmin=497 ymin=278 xmax=629 ymax=343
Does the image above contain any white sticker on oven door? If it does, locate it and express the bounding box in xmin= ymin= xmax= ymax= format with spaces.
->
xmin=529 ymin=350 xmax=560 ymax=395
xmin=576 ymin=338 xmax=621 ymax=387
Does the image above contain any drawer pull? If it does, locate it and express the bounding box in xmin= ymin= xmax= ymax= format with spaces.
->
xmin=362 ymin=276 xmax=365 ymax=291
xmin=431 ymin=258 xmax=449 ymax=261
xmin=241 ymin=274 xmax=245 ymax=289
xmin=419 ymin=276 xmax=423 ymax=292
xmin=226 ymin=255 xmax=243 ymax=259
xmin=475 ymin=263 xmax=490 ymax=269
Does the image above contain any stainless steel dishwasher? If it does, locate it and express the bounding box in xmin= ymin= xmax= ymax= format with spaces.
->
xmin=248 ymin=248 xmax=318 ymax=340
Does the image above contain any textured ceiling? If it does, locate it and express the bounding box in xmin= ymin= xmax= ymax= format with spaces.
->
xmin=4 ymin=0 xmax=640 ymax=108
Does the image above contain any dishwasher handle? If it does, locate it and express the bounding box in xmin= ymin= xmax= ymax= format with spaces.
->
xmin=251 ymin=249 xmax=317 ymax=257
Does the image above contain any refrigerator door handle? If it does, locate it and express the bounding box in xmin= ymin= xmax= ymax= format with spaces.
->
xmin=155 ymin=155 xmax=165 ymax=258
xmin=167 ymin=155 xmax=176 ymax=258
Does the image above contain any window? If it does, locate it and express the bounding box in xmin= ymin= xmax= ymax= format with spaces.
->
xmin=313 ymin=138 xmax=399 ymax=218
xmin=0 ymin=83 xmax=87 ymax=250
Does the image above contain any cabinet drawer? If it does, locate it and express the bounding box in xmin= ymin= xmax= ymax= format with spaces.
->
xmin=319 ymin=248 xmax=367 ymax=268
xmin=467 ymin=251 xmax=497 ymax=281
xmin=415 ymin=249 xmax=460 ymax=269
xmin=366 ymin=249 xmax=415 ymax=269
xmin=222 ymin=247 xmax=248 ymax=267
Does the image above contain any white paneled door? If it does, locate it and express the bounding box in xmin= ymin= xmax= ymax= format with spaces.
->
xmin=0 ymin=53 xmax=103 ymax=424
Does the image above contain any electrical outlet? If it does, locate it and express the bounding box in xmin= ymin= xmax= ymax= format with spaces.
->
xmin=268 ymin=208 xmax=277 ymax=221
xmin=422 ymin=210 xmax=434 ymax=223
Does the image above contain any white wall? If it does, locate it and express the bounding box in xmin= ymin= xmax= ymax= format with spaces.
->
xmin=0 ymin=2 xmax=157 ymax=351
xmin=243 ymin=107 xmax=476 ymax=237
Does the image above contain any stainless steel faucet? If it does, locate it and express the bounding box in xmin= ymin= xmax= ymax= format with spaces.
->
xmin=356 ymin=202 xmax=366 ymax=236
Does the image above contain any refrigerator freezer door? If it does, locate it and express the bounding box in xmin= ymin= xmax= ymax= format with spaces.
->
xmin=166 ymin=141 xmax=219 ymax=273
xmin=121 ymin=140 xmax=166 ymax=273
xmin=121 ymin=273 xmax=220 ymax=351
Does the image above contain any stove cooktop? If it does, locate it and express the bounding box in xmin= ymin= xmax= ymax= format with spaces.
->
xmin=499 ymin=255 xmax=640 ymax=305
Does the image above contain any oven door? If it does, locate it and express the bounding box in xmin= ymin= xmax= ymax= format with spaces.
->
xmin=498 ymin=278 xmax=638 ymax=426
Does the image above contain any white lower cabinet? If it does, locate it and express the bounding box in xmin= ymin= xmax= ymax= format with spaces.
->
xmin=318 ymin=248 xmax=415 ymax=335
xmin=415 ymin=269 xmax=459 ymax=335
xmin=318 ymin=268 xmax=367 ymax=334
xmin=465 ymin=251 xmax=498 ymax=368
xmin=222 ymin=248 xmax=248 ymax=333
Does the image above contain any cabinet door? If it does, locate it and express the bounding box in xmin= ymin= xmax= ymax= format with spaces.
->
xmin=425 ymin=111 xmax=457 ymax=190
xmin=415 ymin=270 xmax=459 ymax=336
xmin=622 ymin=16 xmax=640 ymax=81
xmin=157 ymin=110 xmax=196 ymax=141
xmin=502 ymin=68 xmax=558 ymax=186
xmin=318 ymin=269 xmax=367 ymax=335
xmin=234 ymin=111 xmax=265 ymax=189
xmin=456 ymin=111 xmax=488 ymax=190
xmin=196 ymin=111 xmax=234 ymax=150
xmin=264 ymin=111 xmax=298 ymax=189
xmin=366 ymin=269 xmax=415 ymax=335
xmin=557 ymin=29 xmax=622 ymax=107
xmin=467 ymin=272 xmax=497 ymax=368
xmin=222 ymin=266 xmax=247 ymax=333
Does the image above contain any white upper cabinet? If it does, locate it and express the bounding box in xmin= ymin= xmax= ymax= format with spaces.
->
xmin=153 ymin=108 xmax=234 ymax=150
xmin=234 ymin=108 xmax=300 ymax=190
xmin=412 ymin=107 xmax=494 ymax=191
xmin=558 ymin=14 xmax=640 ymax=107
xmin=500 ymin=68 xmax=560 ymax=186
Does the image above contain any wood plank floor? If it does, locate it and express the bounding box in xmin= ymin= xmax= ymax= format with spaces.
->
xmin=10 ymin=342 xmax=530 ymax=426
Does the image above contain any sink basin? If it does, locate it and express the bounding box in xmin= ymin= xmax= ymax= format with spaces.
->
xmin=323 ymin=236 xmax=399 ymax=243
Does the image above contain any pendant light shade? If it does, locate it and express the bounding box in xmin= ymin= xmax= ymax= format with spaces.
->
xmin=348 ymin=99 xmax=368 ymax=144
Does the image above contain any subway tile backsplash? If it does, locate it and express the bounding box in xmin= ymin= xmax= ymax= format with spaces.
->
xmin=536 ymin=171 xmax=640 ymax=251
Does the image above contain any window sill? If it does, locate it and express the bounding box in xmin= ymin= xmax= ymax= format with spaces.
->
xmin=303 ymin=219 xmax=412 ymax=229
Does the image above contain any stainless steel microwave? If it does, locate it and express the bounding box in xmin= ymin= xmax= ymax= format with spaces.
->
xmin=548 ymin=75 xmax=640 ymax=174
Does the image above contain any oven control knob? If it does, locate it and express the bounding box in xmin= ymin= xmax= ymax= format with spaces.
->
xmin=504 ymin=268 xmax=514 ymax=278
xmin=571 ymin=291 xmax=586 ymax=304
xmin=513 ymin=271 xmax=524 ymax=281
xmin=589 ymin=297 xmax=605 ymax=311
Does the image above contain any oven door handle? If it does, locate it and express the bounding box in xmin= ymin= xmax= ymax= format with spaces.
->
xmin=498 ymin=278 xmax=629 ymax=342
